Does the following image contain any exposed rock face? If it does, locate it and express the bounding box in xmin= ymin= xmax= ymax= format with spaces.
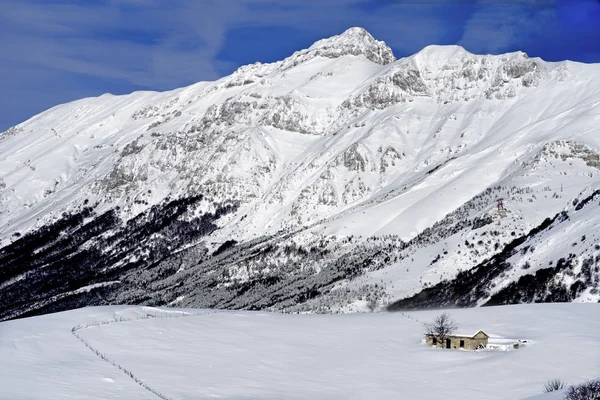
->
xmin=342 ymin=143 xmax=370 ymax=172
xmin=341 ymin=48 xmax=543 ymax=113
xmin=280 ymin=27 xmax=396 ymax=70
xmin=379 ymin=147 xmax=403 ymax=173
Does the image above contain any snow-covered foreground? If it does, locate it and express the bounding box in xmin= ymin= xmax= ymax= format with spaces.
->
xmin=1 ymin=304 xmax=598 ymax=400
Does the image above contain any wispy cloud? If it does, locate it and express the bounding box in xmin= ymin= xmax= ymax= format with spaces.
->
xmin=459 ymin=0 xmax=600 ymax=59
xmin=0 ymin=0 xmax=229 ymax=86
xmin=459 ymin=2 xmax=554 ymax=54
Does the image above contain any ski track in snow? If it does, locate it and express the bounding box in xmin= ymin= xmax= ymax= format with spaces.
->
xmin=70 ymin=309 xmax=231 ymax=400
xmin=70 ymin=309 xmax=425 ymax=400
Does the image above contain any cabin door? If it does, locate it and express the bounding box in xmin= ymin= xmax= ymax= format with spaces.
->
xmin=445 ymin=339 xmax=451 ymax=349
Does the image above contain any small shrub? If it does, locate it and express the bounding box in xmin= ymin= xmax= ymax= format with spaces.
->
xmin=544 ymin=379 xmax=567 ymax=393
xmin=565 ymin=378 xmax=600 ymax=400
xmin=366 ymin=297 xmax=378 ymax=312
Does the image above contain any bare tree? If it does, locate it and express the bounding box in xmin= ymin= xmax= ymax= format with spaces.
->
xmin=544 ymin=379 xmax=567 ymax=393
xmin=366 ymin=296 xmax=378 ymax=312
xmin=424 ymin=312 xmax=458 ymax=347
xmin=565 ymin=378 xmax=600 ymax=400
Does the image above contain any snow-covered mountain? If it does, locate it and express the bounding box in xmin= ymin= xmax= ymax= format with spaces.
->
xmin=1 ymin=27 xmax=600 ymax=320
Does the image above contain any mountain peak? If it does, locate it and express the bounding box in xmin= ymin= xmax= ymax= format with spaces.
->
xmin=280 ymin=27 xmax=395 ymax=70
xmin=412 ymin=44 xmax=533 ymax=65
xmin=329 ymin=27 xmax=373 ymax=41
xmin=417 ymin=44 xmax=469 ymax=54
xmin=309 ymin=27 xmax=396 ymax=64
xmin=411 ymin=45 xmax=472 ymax=64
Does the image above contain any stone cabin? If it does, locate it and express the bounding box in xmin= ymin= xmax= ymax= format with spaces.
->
xmin=425 ymin=330 xmax=489 ymax=350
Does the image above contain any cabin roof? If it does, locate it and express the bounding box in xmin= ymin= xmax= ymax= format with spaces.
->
xmin=454 ymin=330 xmax=489 ymax=338
xmin=452 ymin=330 xmax=489 ymax=338
xmin=426 ymin=330 xmax=489 ymax=339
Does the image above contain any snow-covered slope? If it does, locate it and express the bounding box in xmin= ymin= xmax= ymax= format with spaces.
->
xmin=1 ymin=27 xmax=600 ymax=319
xmin=1 ymin=304 xmax=598 ymax=400
xmin=387 ymin=183 xmax=600 ymax=311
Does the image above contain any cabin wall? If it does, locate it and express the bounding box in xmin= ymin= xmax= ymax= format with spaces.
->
xmin=425 ymin=335 xmax=488 ymax=350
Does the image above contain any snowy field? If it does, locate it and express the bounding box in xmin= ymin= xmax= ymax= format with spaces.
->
xmin=1 ymin=304 xmax=599 ymax=400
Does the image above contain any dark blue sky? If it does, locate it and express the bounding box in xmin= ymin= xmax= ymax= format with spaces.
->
xmin=0 ymin=0 xmax=598 ymax=131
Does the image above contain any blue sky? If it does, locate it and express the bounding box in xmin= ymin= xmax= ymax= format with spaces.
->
xmin=1 ymin=0 xmax=598 ymax=131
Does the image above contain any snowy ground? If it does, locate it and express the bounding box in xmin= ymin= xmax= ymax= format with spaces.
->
xmin=1 ymin=304 xmax=598 ymax=400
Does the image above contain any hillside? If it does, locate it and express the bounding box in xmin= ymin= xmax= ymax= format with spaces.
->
xmin=1 ymin=27 xmax=600 ymax=319
xmin=388 ymin=185 xmax=600 ymax=311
